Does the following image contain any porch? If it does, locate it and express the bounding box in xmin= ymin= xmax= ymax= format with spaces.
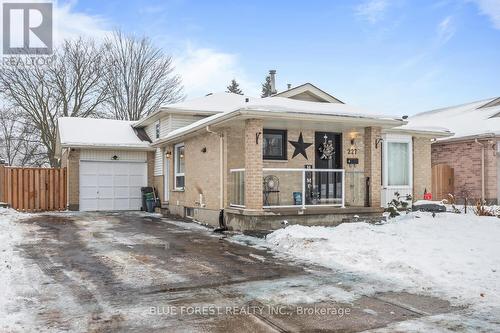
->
xmin=229 ymin=168 xmax=352 ymax=209
xmin=226 ymin=166 xmax=383 ymax=230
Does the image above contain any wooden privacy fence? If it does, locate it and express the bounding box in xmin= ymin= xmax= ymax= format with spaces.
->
xmin=432 ymin=164 xmax=454 ymax=201
xmin=0 ymin=165 xmax=67 ymax=211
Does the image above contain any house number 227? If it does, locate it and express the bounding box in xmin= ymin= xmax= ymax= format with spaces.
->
xmin=347 ymin=148 xmax=358 ymax=155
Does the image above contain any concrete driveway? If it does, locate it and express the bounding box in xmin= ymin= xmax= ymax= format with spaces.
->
xmin=8 ymin=212 xmax=460 ymax=332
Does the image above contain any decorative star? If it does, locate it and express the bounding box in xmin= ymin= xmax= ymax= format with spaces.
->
xmin=289 ymin=132 xmax=312 ymax=159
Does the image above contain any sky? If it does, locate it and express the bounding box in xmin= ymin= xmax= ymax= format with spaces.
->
xmin=10 ymin=0 xmax=500 ymax=115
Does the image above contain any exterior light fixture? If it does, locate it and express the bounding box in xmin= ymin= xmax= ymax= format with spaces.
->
xmin=165 ymin=151 xmax=172 ymax=158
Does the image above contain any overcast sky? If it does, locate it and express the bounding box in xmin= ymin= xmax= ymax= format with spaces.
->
xmin=12 ymin=0 xmax=500 ymax=115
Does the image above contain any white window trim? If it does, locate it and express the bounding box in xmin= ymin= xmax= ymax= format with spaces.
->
xmin=155 ymin=120 xmax=161 ymax=139
xmin=382 ymin=134 xmax=413 ymax=189
xmin=174 ymin=142 xmax=185 ymax=190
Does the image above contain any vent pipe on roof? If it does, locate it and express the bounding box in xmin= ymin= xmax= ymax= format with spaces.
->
xmin=287 ymin=83 xmax=292 ymax=90
xmin=269 ymin=70 xmax=277 ymax=94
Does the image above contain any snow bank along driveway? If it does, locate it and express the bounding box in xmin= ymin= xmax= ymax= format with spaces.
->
xmin=263 ymin=212 xmax=500 ymax=311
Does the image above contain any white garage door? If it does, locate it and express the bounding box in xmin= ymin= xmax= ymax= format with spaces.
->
xmin=80 ymin=161 xmax=147 ymax=211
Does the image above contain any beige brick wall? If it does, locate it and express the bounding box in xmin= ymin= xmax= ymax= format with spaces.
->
xmin=67 ymin=148 xmax=80 ymax=211
xmin=244 ymin=119 xmax=263 ymax=209
xmin=168 ymin=132 xmax=222 ymax=211
xmin=163 ymin=123 xmax=436 ymax=213
xmin=413 ymin=137 xmax=432 ymax=200
xmin=364 ymin=127 xmax=381 ymax=207
xmin=432 ymin=140 xmax=497 ymax=202
xmin=153 ymin=175 xmax=164 ymax=203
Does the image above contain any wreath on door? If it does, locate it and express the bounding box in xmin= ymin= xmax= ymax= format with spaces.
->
xmin=318 ymin=134 xmax=335 ymax=160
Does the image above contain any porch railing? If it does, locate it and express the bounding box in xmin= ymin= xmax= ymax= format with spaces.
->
xmin=229 ymin=168 xmax=345 ymax=209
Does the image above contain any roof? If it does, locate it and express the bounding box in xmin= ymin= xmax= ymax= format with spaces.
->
xmin=57 ymin=117 xmax=153 ymax=151
xmin=133 ymin=93 xmax=248 ymax=128
xmin=274 ymin=83 xmax=344 ymax=103
xmin=403 ymin=97 xmax=500 ymax=141
xmin=152 ymin=92 xmax=407 ymax=146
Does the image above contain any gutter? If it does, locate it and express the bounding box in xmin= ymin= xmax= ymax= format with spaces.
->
xmin=387 ymin=128 xmax=453 ymax=138
xmin=433 ymin=133 xmax=497 ymax=144
xmin=60 ymin=144 xmax=155 ymax=151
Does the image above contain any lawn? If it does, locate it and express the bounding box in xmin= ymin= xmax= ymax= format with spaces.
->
xmin=262 ymin=211 xmax=500 ymax=311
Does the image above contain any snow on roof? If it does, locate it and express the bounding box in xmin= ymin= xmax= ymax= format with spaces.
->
xmin=133 ymin=92 xmax=254 ymax=128
xmin=161 ymin=92 xmax=396 ymax=119
xmin=243 ymin=96 xmax=399 ymax=119
xmin=58 ymin=117 xmax=152 ymax=149
xmin=403 ymin=97 xmax=500 ymax=141
xmin=154 ymin=93 xmax=407 ymax=145
xmin=160 ymin=92 xmax=253 ymax=113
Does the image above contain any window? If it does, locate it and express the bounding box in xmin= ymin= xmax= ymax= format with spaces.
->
xmin=387 ymin=141 xmax=410 ymax=186
xmin=185 ymin=207 xmax=194 ymax=219
xmin=174 ymin=143 xmax=185 ymax=189
xmin=155 ymin=121 xmax=160 ymax=139
xmin=263 ymin=129 xmax=287 ymax=160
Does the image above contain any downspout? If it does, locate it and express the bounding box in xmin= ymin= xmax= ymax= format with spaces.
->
xmin=206 ymin=126 xmax=224 ymax=211
xmin=475 ymin=139 xmax=485 ymax=201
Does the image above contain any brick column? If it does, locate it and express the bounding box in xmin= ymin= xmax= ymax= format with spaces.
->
xmin=244 ymin=119 xmax=263 ymax=210
xmin=364 ymin=127 xmax=382 ymax=207
xmin=67 ymin=148 xmax=80 ymax=211
xmin=413 ymin=137 xmax=432 ymax=200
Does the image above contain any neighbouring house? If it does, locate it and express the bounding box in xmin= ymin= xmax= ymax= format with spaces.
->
xmin=56 ymin=80 xmax=451 ymax=230
xmin=407 ymin=97 xmax=500 ymax=204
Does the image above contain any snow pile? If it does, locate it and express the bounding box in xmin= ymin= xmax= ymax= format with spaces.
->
xmin=264 ymin=212 xmax=500 ymax=308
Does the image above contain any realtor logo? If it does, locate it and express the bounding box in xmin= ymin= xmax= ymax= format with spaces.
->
xmin=2 ymin=1 xmax=53 ymax=55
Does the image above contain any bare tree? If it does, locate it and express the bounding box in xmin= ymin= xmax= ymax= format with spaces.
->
xmin=104 ymin=31 xmax=184 ymax=120
xmin=0 ymin=38 xmax=108 ymax=166
xmin=0 ymin=107 xmax=47 ymax=166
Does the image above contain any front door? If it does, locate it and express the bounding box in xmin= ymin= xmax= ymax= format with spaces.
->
xmin=314 ymin=132 xmax=342 ymax=203
xmin=381 ymin=134 xmax=413 ymax=207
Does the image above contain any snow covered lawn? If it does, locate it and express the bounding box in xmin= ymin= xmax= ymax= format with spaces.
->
xmin=264 ymin=212 xmax=500 ymax=310
xmin=0 ymin=208 xmax=40 ymax=331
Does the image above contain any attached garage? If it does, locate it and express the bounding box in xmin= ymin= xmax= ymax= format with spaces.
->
xmin=79 ymin=160 xmax=147 ymax=211
xmin=56 ymin=117 xmax=154 ymax=211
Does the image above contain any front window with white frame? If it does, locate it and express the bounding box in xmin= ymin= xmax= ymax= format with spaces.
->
xmin=174 ymin=143 xmax=185 ymax=190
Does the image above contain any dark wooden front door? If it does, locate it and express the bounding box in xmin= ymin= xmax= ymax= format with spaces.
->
xmin=314 ymin=132 xmax=342 ymax=203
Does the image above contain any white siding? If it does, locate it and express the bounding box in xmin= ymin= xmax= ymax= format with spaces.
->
xmin=145 ymin=122 xmax=157 ymax=142
xmin=170 ymin=114 xmax=204 ymax=131
xmin=160 ymin=116 xmax=171 ymax=137
xmin=145 ymin=116 xmax=172 ymax=143
xmin=80 ymin=149 xmax=147 ymax=162
xmin=154 ymin=148 xmax=163 ymax=176
xmin=144 ymin=114 xmax=205 ymax=177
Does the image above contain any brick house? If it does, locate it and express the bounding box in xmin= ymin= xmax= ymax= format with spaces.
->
xmin=56 ymin=81 xmax=450 ymax=230
xmin=408 ymin=97 xmax=500 ymax=203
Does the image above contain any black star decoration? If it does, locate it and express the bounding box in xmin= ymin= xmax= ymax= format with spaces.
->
xmin=289 ymin=132 xmax=312 ymax=159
